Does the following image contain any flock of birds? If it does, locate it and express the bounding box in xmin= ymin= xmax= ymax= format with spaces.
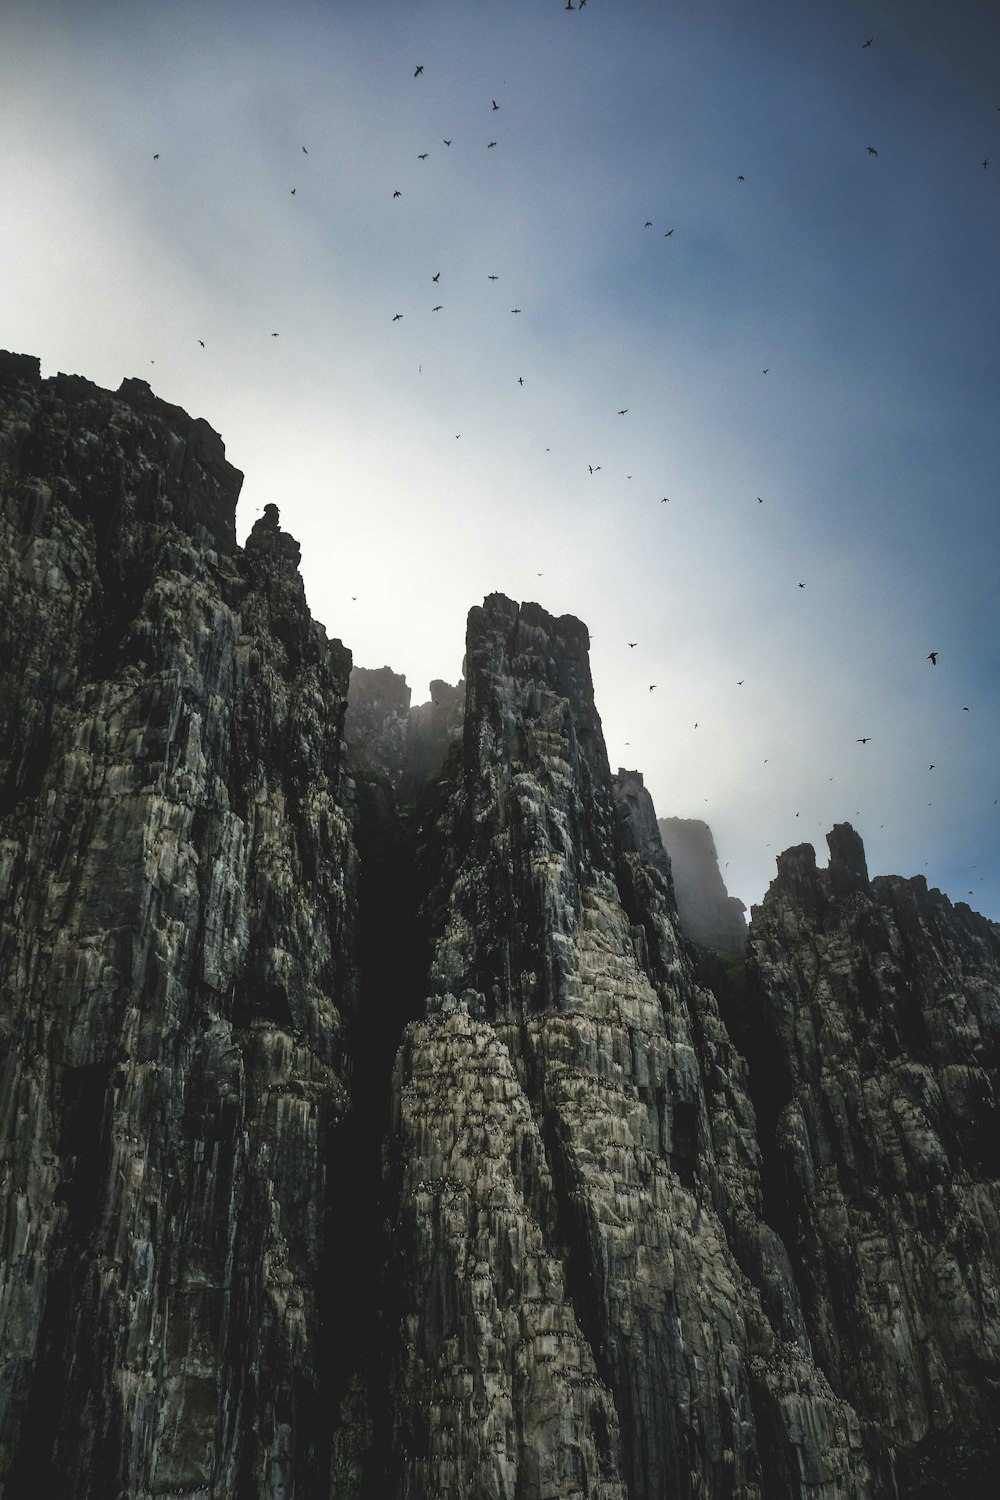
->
xmin=146 ymin=16 xmax=994 ymax=906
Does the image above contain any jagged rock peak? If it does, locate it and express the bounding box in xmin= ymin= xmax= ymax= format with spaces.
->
xmin=658 ymin=814 xmax=747 ymax=957
xmin=613 ymin=767 xmax=672 ymax=877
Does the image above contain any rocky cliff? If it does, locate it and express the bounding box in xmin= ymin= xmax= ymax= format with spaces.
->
xmin=1 ymin=355 xmax=998 ymax=1498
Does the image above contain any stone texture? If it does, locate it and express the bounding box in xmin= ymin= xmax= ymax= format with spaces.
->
xmin=658 ymin=815 xmax=747 ymax=959
xmin=0 ymin=358 xmax=359 ymax=1496
xmin=2 ymin=355 xmax=999 ymax=1499
xmin=385 ymin=596 xmax=871 ymax=1499
xmin=746 ymin=826 xmax=1000 ymax=1486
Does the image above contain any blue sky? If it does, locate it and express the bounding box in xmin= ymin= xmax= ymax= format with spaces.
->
xmin=3 ymin=0 xmax=999 ymax=920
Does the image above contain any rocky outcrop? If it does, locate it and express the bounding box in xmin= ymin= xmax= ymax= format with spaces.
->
xmin=0 ymin=358 xmax=359 ymax=1496
xmin=346 ymin=666 xmax=412 ymax=786
xmin=2 ymin=354 xmax=999 ymax=1499
xmin=658 ymin=816 xmax=747 ymax=959
xmin=384 ymin=596 xmax=871 ymax=1500
xmin=746 ymin=827 xmax=1000 ymax=1488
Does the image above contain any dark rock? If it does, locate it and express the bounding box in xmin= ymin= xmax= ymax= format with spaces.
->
xmin=2 ymin=357 xmax=998 ymax=1499
xmin=658 ymin=815 xmax=748 ymax=958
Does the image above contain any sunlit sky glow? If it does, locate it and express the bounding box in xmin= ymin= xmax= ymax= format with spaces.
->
xmin=3 ymin=0 xmax=999 ymax=919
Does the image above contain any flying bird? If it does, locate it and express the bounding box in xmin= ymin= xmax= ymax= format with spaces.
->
xmin=518 ymin=376 xmax=524 ymax=385
xmin=661 ymin=497 xmax=669 ymax=503
xmin=862 ymin=37 xmax=873 ymax=48
xmin=271 ymin=332 xmax=279 ymax=337
xmin=798 ymin=582 xmax=805 ymax=588
xmin=492 ymin=99 xmax=499 ymax=110
xmin=414 ymin=65 xmax=424 ymax=76
xmin=488 ymin=274 xmax=499 ymax=280
xmin=432 ymin=305 xmax=442 ymax=311
xmin=393 ymin=189 xmax=401 ymax=197
xmin=302 ymin=146 xmax=308 ymax=153
xmin=290 ymin=187 xmax=296 ymax=194
xmin=443 ymin=138 xmax=452 ymax=146
xmin=757 ymin=496 xmax=763 ymax=503
xmin=649 ymin=685 xmax=657 ymax=691
xmin=392 ymin=313 xmax=403 ymax=321
xmin=857 ymin=737 xmax=872 ymax=744
xmin=628 ymin=642 xmax=637 ymax=648
xmin=432 ymin=272 xmax=440 ymax=282
xmin=565 ymin=0 xmax=575 ymax=9
xmin=927 ymin=651 xmax=938 ymax=664
xmin=418 ymin=153 xmax=428 ymax=160
xmin=984 ymin=158 xmax=990 ymax=171
xmin=487 ymin=141 xmax=497 ymax=148
xmin=511 ymin=307 xmax=522 ymax=313
xmin=617 ymin=408 xmax=628 ymax=415
xmin=152 ymin=153 xmax=160 ymax=159
xmin=963 ymin=706 xmax=970 ymax=711
xmin=644 ymin=221 xmax=652 ymax=227
xmin=867 ymin=145 xmax=878 ymax=156
xmin=929 ymin=764 xmax=936 ymax=770
xmin=737 ymin=174 xmax=745 ymax=181
xmin=762 ymin=368 xmax=769 ymax=373
xmin=664 ymin=228 xmax=674 ymax=236
xmin=198 ymin=339 xmax=205 ymax=347
xmin=737 ymin=680 xmax=744 ymax=685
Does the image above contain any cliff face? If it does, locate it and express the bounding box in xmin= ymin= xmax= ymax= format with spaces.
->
xmin=0 ymin=356 xmax=359 ymax=1496
xmin=1 ymin=356 xmax=998 ymax=1499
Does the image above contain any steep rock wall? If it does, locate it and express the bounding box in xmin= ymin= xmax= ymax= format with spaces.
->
xmin=746 ymin=828 xmax=1000 ymax=1487
xmin=384 ymin=595 xmax=871 ymax=1500
xmin=0 ymin=357 xmax=359 ymax=1497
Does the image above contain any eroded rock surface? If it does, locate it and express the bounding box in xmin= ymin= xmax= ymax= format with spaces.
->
xmin=2 ymin=355 xmax=999 ymax=1499
xmin=384 ymin=596 xmax=871 ymax=1500
xmin=746 ymin=827 xmax=1000 ymax=1488
xmin=0 ymin=358 xmax=358 ymax=1496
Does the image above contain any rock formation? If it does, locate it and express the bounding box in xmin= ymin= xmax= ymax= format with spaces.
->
xmin=658 ymin=815 xmax=747 ymax=959
xmin=1 ymin=353 xmax=998 ymax=1498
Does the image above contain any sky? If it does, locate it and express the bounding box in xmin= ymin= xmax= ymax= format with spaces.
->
xmin=3 ymin=0 xmax=999 ymax=922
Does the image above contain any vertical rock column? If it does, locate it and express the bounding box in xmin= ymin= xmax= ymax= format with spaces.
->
xmin=0 ymin=361 xmax=360 ymax=1497
xmin=385 ymin=594 xmax=871 ymax=1500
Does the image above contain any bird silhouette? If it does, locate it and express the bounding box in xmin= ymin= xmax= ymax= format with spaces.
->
xmin=488 ymin=274 xmax=499 ymax=280
xmin=414 ymin=65 xmax=424 ymax=76
xmin=664 ymin=228 xmax=674 ymax=237
xmin=737 ymin=679 xmax=744 ymax=685
xmin=617 ymin=408 xmax=628 ymax=415
xmin=492 ymin=99 xmax=499 ymax=110
xmin=432 ymin=305 xmax=442 ymax=311
xmin=762 ymin=368 xmax=769 ymax=374
xmin=857 ymin=737 xmax=872 ymax=744
xmin=963 ymin=706 xmax=970 ymax=711
xmin=511 ymin=307 xmax=522 ymax=313
xmin=737 ymin=174 xmax=745 ymax=181
xmin=518 ymin=376 xmax=524 ymax=385
xmin=487 ymin=141 xmax=497 ymax=148
xmin=929 ymin=764 xmax=936 ymax=770
xmin=649 ymin=685 xmax=657 ymax=691
xmin=984 ymin=158 xmax=990 ymax=171
xmin=565 ymin=0 xmax=574 ymax=9
xmin=418 ymin=153 xmax=428 ymax=160
xmin=644 ymin=221 xmax=652 ymax=227
xmin=392 ymin=314 xmax=403 ymax=321
xmin=661 ymin=497 xmax=669 ymax=503
xmin=443 ymin=139 xmax=452 ymax=146
xmin=927 ymin=651 xmax=938 ymax=664
xmin=271 ymin=332 xmax=279 ymax=337
xmin=302 ymin=146 xmax=308 ymax=153
xmin=198 ymin=339 xmax=205 ymax=347
xmin=862 ymin=37 xmax=873 ymax=48
xmin=798 ymin=582 xmax=805 ymax=588
xmin=432 ymin=272 xmax=440 ymax=282
xmin=628 ymin=642 xmax=637 ymax=648
xmin=152 ymin=153 xmax=160 ymax=159
xmin=290 ymin=187 xmax=296 ymax=194
xmin=757 ymin=496 xmax=763 ymax=503
xmin=867 ymin=145 xmax=878 ymax=156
